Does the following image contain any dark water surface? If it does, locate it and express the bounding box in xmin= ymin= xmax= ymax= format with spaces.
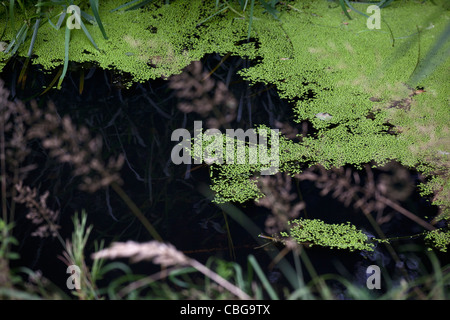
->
xmin=1 ymin=54 xmax=447 ymax=298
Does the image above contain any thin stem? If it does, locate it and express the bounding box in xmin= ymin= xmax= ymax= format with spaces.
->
xmin=222 ymin=210 xmax=236 ymax=260
xmin=111 ymin=181 xmax=162 ymax=242
xmin=117 ymin=265 xmax=180 ymax=298
xmin=378 ymin=195 xmax=435 ymax=231
xmin=9 ymin=169 xmax=18 ymax=227
xmin=374 ymin=231 xmax=427 ymax=243
xmin=189 ymin=258 xmax=252 ymax=300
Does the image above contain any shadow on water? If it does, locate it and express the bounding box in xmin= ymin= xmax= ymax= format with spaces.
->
xmin=1 ymin=53 xmax=447 ymax=298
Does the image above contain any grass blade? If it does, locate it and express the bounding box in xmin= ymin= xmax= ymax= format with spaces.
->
xmin=57 ymin=26 xmax=70 ymax=89
xmin=378 ymin=0 xmax=395 ymax=9
xmin=78 ymin=16 xmax=99 ymax=50
xmin=248 ymin=254 xmax=279 ymax=300
xmin=247 ymin=0 xmax=255 ymax=40
xmin=339 ymin=0 xmax=352 ymax=20
xmin=409 ymin=22 xmax=450 ymax=86
xmin=35 ymin=1 xmax=67 ymax=7
xmin=89 ymin=0 xmax=108 ymax=39
xmin=198 ymin=183 xmax=300 ymax=290
xmin=110 ymin=0 xmax=141 ymax=12
xmin=48 ymin=16 xmax=59 ymax=30
xmin=40 ymin=67 xmax=62 ymax=95
xmin=0 ymin=288 xmax=42 ymax=300
xmin=5 ymin=22 xmax=28 ymax=56
xmin=0 ymin=2 xmax=9 ymax=40
xmin=344 ymin=0 xmax=369 ymax=18
xmin=259 ymin=0 xmax=279 ymax=20
xmin=125 ymin=0 xmax=156 ymax=11
xmin=196 ymin=5 xmax=228 ymax=27
xmin=222 ymin=210 xmax=236 ymax=261
xmin=80 ymin=10 xmax=95 ymax=24
xmin=53 ymin=11 xmax=67 ymax=30
xmin=27 ymin=18 xmax=40 ymax=57
xmin=9 ymin=0 xmax=15 ymax=33
xmin=238 ymin=0 xmax=248 ymax=11
xmin=426 ymin=251 xmax=445 ymax=299
xmin=18 ymin=57 xmax=30 ymax=89
xmin=232 ymin=263 xmax=246 ymax=291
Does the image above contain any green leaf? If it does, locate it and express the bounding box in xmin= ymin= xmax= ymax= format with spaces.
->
xmin=238 ymin=0 xmax=248 ymax=11
xmin=78 ymin=15 xmax=99 ymax=51
xmin=7 ymin=252 xmax=20 ymax=260
xmin=248 ymin=255 xmax=279 ymax=299
xmin=57 ymin=26 xmax=70 ymax=89
xmin=339 ymin=0 xmax=352 ymax=20
xmin=110 ymin=0 xmax=141 ymax=12
xmin=378 ymin=0 xmax=395 ymax=9
xmin=344 ymin=0 xmax=369 ymax=18
xmin=247 ymin=0 xmax=255 ymax=40
xmin=9 ymin=0 xmax=15 ymax=33
xmin=259 ymin=0 xmax=279 ymax=20
xmin=125 ymin=0 xmax=156 ymax=12
xmin=168 ymin=267 xmax=197 ymax=288
xmin=27 ymin=18 xmax=40 ymax=57
xmin=5 ymin=22 xmax=28 ymax=56
xmin=89 ymin=0 xmax=108 ymax=39
xmin=196 ymin=5 xmax=228 ymax=27
xmin=35 ymin=1 xmax=66 ymax=7
xmin=47 ymin=9 xmax=67 ymax=31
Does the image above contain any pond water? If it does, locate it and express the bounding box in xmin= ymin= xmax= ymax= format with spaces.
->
xmin=1 ymin=53 xmax=447 ymax=298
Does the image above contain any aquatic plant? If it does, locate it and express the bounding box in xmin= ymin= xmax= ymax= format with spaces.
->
xmin=424 ymin=229 xmax=450 ymax=253
xmin=280 ymin=218 xmax=376 ymax=252
xmin=274 ymin=218 xmax=449 ymax=253
xmin=0 ymin=1 xmax=108 ymax=88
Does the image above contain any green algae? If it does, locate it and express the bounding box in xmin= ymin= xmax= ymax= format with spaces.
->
xmin=280 ymin=218 xmax=375 ymax=252
xmin=0 ymin=1 xmax=255 ymax=83
xmin=210 ymin=1 xmax=450 ymax=212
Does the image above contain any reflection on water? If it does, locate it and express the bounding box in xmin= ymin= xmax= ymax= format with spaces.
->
xmin=0 ymin=54 xmax=446 ymax=298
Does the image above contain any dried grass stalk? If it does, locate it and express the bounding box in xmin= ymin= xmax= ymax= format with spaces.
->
xmin=92 ymin=240 xmax=252 ymax=299
xmin=14 ymin=182 xmax=60 ymax=238
xmin=0 ymin=78 xmax=125 ymax=238
xmin=92 ymin=240 xmax=188 ymax=266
